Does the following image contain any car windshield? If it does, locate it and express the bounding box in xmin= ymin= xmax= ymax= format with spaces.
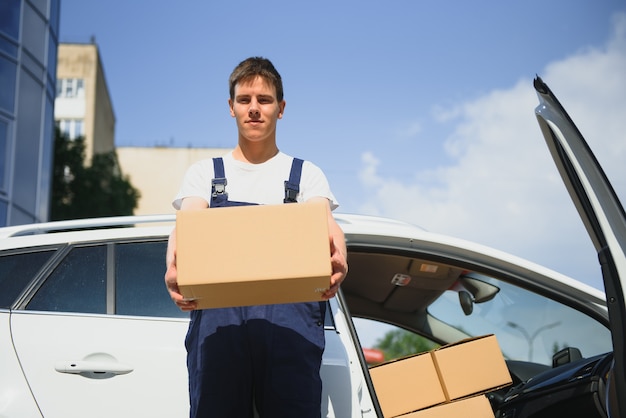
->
xmin=428 ymin=275 xmax=612 ymax=366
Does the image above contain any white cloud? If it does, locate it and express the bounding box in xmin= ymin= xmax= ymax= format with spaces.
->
xmin=396 ymin=121 xmax=423 ymax=139
xmin=356 ymin=13 xmax=626 ymax=290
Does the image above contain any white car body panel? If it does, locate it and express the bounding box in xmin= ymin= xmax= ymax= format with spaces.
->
xmin=322 ymin=298 xmax=377 ymax=417
xmin=10 ymin=311 xmax=189 ymax=417
xmin=0 ymin=311 xmax=42 ymax=417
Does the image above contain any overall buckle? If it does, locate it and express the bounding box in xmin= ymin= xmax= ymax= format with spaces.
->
xmin=212 ymin=178 xmax=227 ymax=197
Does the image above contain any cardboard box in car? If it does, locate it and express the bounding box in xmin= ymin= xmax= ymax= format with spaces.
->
xmin=369 ymin=351 xmax=446 ymax=418
xmin=370 ymin=334 xmax=511 ymax=417
xmin=432 ymin=334 xmax=511 ymax=401
xmin=176 ymin=200 xmax=331 ymax=309
xmin=400 ymin=394 xmax=494 ymax=418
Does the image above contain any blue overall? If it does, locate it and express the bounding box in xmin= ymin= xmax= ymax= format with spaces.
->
xmin=185 ymin=157 xmax=326 ymax=418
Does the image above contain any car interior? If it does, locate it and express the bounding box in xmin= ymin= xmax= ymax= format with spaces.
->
xmin=339 ymin=247 xmax=614 ymax=417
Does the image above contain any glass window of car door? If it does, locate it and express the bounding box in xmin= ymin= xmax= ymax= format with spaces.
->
xmin=27 ymin=245 xmax=106 ymax=313
xmin=428 ymin=276 xmax=612 ymax=366
xmin=26 ymin=241 xmax=187 ymax=318
xmin=115 ymin=240 xmax=185 ymax=318
xmin=0 ymin=249 xmax=56 ymax=308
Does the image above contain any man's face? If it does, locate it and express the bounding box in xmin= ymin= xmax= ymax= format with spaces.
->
xmin=229 ymin=76 xmax=286 ymax=144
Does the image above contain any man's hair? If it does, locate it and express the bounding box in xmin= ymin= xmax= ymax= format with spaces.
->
xmin=229 ymin=57 xmax=284 ymax=102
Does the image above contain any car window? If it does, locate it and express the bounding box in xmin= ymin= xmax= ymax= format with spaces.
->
xmin=27 ymin=245 xmax=107 ymax=313
xmin=24 ymin=240 xmax=188 ymax=319
xmin=0 ymin=249 xmax=56 ymax=308
xmin=428 ymin=277 xmax=612 ymax=366
xmin=353 ymin=274 xmax=612 ymax=368
xmin=353 ymin=317 xmax=439 ymax=365
xmin=115 ymin=241 xmax=187 ymax=318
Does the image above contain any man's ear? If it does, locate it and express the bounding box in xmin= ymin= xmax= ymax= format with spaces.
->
xmin=228 ymin=98 xmax=235 ymax=117
xmin=278 ymin=100 xmax=286 ymax=119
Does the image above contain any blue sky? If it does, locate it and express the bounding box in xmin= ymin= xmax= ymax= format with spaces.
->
xmin=60 ymin=1 xmax=626 ymax=291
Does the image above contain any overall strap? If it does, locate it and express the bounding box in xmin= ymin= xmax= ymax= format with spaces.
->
xmin=284 ymin=158 xmax=304 ymax=203
xmin=211 ymin=158 xmax=228 ymax=206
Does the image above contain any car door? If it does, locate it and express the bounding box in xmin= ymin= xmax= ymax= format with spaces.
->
xmin=9 ymin=239 xmax=190 ymax=418
xmin=534 ymin=76 xmax=626 ymax=418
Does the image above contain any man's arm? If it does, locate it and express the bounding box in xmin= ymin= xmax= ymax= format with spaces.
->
xmin=308 ymin=197 xmax=348 ymax=299
xmin=164 ymin=196 xmax=208 ymax=311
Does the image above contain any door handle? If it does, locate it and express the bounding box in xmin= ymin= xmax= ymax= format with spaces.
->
xmin=55 ymin=354 xmax=134 ymax=379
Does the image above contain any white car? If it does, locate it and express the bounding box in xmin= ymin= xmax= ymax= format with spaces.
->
xmin=0 ymin=78 xmax=623 ymax=417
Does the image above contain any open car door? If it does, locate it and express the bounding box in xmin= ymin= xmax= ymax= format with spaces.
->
xmin=534 ymin=76 xmax=626 ymax=418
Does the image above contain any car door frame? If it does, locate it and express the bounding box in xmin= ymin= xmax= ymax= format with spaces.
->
xmin=534 ymin=76 xmax=626 ymax=417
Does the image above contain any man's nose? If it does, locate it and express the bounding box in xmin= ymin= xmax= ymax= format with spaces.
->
xmin=248 ymin=107 xmax=260 ymax=118
xmin=248 ymin=100 xmax=260 ymax=118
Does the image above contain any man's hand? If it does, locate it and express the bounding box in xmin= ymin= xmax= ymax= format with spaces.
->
xmin=322 ymin=234 xmax=348 ymax=300
xmin=165 ymin=228 xmax=197 ymax=311
xmin=166 ymin=198 xmax=208 ymax=311
xmin=308 ymin=197 xmax=348 ymax=300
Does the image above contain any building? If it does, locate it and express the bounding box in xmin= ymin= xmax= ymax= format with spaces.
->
xmin=0 ymin=2 xmax=225 ymax=226
xmin=116 ymin=147 xmax=231 ymax=215
xmin=0 ymin=0 xmax=60 ymax=227
xmin=55 ymin=42 xmax=115 ymax=161
xmin=54 ymin=43 xmax=227 ymax=217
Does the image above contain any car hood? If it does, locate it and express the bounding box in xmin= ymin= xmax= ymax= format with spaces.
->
xmin=534 ymin=76 xmax=626 ymax=416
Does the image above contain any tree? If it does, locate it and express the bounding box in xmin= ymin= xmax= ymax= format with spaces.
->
xmin=50 ymin=128 xmax=140 ymax=220
xmin=374 ymin=329 xmax=439 ymax=361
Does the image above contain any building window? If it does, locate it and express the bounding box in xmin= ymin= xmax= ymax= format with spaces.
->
xmin=0 ymin=0 xmax=21 ymax=40
xmin=56 ymin=78 xmax=84 ymax=98
xmin=57 ymin=118 xmax=84 ymax=140
xmin=0 ymin=55 xmax=17 ymax=112
xmin=0 ymin=119 xmax=7 ymax=192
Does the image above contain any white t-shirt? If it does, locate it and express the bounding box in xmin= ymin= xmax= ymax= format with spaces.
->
xmin=173 ymin=151 xmax=338 ymax=210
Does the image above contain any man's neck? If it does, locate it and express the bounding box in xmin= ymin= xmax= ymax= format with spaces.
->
xmin=233 ymin=142 xmax=279 ymax=164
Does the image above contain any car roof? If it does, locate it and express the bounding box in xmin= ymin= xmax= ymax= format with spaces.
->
xmin=0 ymin=215 xmax=175 ymax=249
xmin=337 ymin=213 xmax=602 ymax=295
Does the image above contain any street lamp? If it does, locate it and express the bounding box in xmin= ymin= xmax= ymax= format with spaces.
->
xmin=507 ymin=321 xmax=561 ymax=361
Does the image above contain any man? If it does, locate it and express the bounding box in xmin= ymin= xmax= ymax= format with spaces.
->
xmin=165 ymin=57 xmax=348 ymax=418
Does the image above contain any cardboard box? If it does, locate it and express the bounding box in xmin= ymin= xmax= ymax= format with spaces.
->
xmin=432 ymin=335 xmax=511 ymax=401
xmin=370 ymin=334 xmax=511 ymax=417
xmin=400 ymin=395 xmax=494 ymax=418
xmin=369 ymin=351 xmax=446 ymax=418
xmin=176 ymin=200 xmax=331 ymax=309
